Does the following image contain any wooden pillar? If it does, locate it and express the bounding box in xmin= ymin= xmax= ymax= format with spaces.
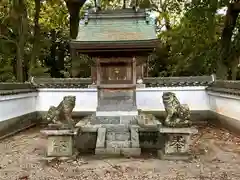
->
xmin=96 ymin=58 xmax=101 ymax=107
xmin=96 ymin=58 xmax=101 ymax=86
xmin=141 ymin=63 xmax=144 ymax=79
xmin=132 ymin=56 xmax=137 ymax=107
xmin=91 ymin=66 xmax=97 ymax=84
xmin=132 ymin=57 xmax=136 ymax=85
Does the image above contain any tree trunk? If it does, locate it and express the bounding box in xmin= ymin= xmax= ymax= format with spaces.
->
xmin=16 ymin=44 xmax=23 ymax=82
xmin=65 ymin=0 xmax=85 ymax=39
xmin=217 ymin=3 xmax=239 ymax=79
xmin=14 ymin=0 xmax=28 ymax=82
xmin=29 ymin=0 xmax=41 ymax=78
xmin=164 ymin=15 xmax=171 ymax=31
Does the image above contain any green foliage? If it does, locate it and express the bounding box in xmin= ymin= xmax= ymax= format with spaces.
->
xmin=72 ymin=54 xmax=94 ymax=77
xmin=149 ymin=0 xmax=239 ymax=77
xmin=39 ymin=0 xmax=69 ymax=32
xmin=1 ymin=0 xmax=240 ymax=80
xmin=0 ymin=57 xmax=15 ymax=82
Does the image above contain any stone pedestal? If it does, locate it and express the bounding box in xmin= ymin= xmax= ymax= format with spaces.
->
xmin=96 ymin=87 xmax=138 ymax=117
xmin=158 ymin=127 xmax=198 ymax=160
xmin=41 ymin=128 xmax=79 ymax=159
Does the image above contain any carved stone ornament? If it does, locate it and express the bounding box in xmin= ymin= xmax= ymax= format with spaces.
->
xmin=162 ymin=92 xmax=192 ymax=127
xmin=45 ymin=96 xmax=76 ymax=128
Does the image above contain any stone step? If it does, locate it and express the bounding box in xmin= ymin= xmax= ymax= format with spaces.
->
xmin=93 ymin=116 xmax=120 ymax=124
xmin=106 ymin=132 xmax=130 ymax=141
xmin=107 ymin=124 xmax=129 ymax=133
xmin=106 ymin=125 xmax=129 ymax=132
xmin=120 ymin=116 xmax=138 ymax=124
xmin=106 ymin=140 xmax=131 ymax=149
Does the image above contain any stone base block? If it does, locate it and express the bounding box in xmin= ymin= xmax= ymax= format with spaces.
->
xmin=106 ymin=132 xmax=130 ymax=141
xmin=95 ymin=148 xmax=141 ymax=157
xmin=106 ymin=140 xmax=131 ymax=148
xmin=96 ymin=128 xmax=106 ymax=148
xmin=95 ymin=148 xmax=120 ymax=155
xmin=157 ymin=150 xmax=191 ymax=161
xmin=121 ymin=148 xmax=141 ymax=157
xmin=41 ymin=152 xmax=78 ymax=162
xmin=159 ymin=127 xmax=198 ymax=134
xmin=95 ymin=116 xmax=120 ymax=124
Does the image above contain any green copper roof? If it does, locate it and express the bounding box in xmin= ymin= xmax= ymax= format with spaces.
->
xmin=75 ymin=9 xmax=157 ymax=42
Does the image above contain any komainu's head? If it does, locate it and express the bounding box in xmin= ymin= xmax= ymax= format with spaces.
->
xmin=162 ymin=92 xmax=177 ymax=103
xmin=63 ymin=96 xmax=76 ymax=106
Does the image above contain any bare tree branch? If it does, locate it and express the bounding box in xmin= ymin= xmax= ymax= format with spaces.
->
xmin=0 ymin=34 xmax=17 ymax=46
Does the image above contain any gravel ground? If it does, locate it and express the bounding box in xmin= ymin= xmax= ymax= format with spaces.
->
xmin=0 ymin=125 xmax=239 ymax=180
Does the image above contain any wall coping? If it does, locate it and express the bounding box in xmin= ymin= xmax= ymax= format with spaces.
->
xmin=0 ymin=89 xmax=37 ymax=96
xmin=36 ymin=86 xmax=207 ymax=92
xmin=144 ymin=75 xmax=214 ymax=87
xmin=30 ymin=75 xmax=214 ymax=88
xmin=137 ymin=86 xmax=207 ymax=91
xmin=0 ymin=92 xmax=38 ymax=101
xmin=2 ymin=75 xmax=240 ymax=97
xmin=206 ymin=80 xmax=240 ymax=96
xmin=207 ymin=91 xmax=240 ymax=100
xmin=37 ymin=88 xmax=97 ymax=92
xmin=0 ymin=83 xmax=34 ymax=90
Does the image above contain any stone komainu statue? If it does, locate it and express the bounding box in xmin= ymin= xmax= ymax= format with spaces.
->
xmin=45 ymin=96 xmax=76 ymax=128
xmin=162 ymin=92 xmax=192 ymax=127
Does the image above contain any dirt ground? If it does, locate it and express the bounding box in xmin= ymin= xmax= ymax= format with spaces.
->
xmin=0 ymin=125 xmax=239 ymax=180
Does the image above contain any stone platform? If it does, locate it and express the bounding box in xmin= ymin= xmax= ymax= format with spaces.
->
xmin=95 ymin=125 xmax=141 ymax=156
xmin=76 ymin=112 xmax=161 ymax=157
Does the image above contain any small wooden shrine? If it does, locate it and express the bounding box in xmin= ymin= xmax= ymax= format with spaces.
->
xmin=70 ymin=8 xmax=159 ymax=86
xmin=70 ymin=7 xmax=159 ymax=116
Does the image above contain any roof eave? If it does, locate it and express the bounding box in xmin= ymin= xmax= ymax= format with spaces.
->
xmin=69 ymin=39 xmax=160 ymax=51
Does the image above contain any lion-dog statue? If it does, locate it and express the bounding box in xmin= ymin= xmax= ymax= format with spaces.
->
xmin=162 ymin=92 xmax=192 ymax=127
xmin=45 ymin=96 xmax=76 ymax=128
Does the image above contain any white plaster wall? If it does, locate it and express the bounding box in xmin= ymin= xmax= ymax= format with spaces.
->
xmin=208 ymin=91 xmax=240 ymax=120
xmin=137 ymin=87 xmax=209 ymax=111
xmin=2 ymin=87 xmax=240 ymax=124
xmin=36 ymin=87 xmax=210 ymax=112
xmin=0 ymin=92 xmax=37 ymax=121
xmin=36 ymin=88 xmax=97 ymax=112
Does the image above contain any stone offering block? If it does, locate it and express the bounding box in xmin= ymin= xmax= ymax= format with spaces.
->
xmin=158 ymin=127 xmax=198 ymax=160
xmin=41 ymin=128 xmax=78 ymax=157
